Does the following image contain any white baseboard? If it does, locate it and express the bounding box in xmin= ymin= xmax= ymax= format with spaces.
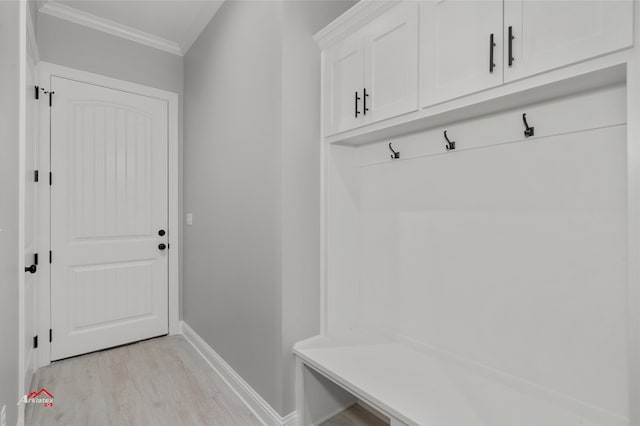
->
xmin=181 ymin=321 xmax=297 ymax=426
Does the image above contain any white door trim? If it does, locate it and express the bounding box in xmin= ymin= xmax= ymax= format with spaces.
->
xmin=36 ymin=62 xmax=180 ymax=367
xmin=19 ymin=3 xmax=33 ymax=425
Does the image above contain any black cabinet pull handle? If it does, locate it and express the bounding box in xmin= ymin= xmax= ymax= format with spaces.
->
xmin=508 ymin=26 xmax=514 ymax=67
xmin=25 ymin=264 xmax=37 ymax=274
xmin=158 ymin=243 xmax=167 ymax=251
xmin=363 ymin=88 xmax=369 ymax=115
xmin=489 ymin=33 xmax=496 ymax=73
xmin=354 ymin=91 xmax=361 ymax=118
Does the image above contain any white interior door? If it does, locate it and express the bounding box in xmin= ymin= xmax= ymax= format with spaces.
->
xmin=504 ymin=0 xmax=633 ymax=82
xmin=50 ymin=76 xmax=169 ymax=360
xmin=420 ymin=0 xmax=503 ymax=107
xmin=22 ymin=33 xmax=38 ymax=393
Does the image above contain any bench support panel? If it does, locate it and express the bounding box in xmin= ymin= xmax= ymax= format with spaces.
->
xmin=295 ymin=358 xmax=357 ymax=426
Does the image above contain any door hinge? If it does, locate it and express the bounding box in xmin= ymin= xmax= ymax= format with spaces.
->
xmin=34 ymin=170 xmax=39 ymax=182
xmin=49 ymin=251 xmax=52 ymax=264
xmin=41 ymin=89 xmax=54 ymax=106
xmin=35 ymin=85 xmax=39 ymax=100
xmin=49 ymin=172 xmax=52 ymax=186
xmin=33 ymin=335 xmax=38 ymax=349
xmin=49 ymin=329 xmax=52 ymax=343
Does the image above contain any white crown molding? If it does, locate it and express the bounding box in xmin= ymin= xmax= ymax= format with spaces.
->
xmin=313 ymin=0 xmax=397 ymax=50
xmin=181 ymin=321 xmax=297 ymax=426
xmin=39 ymin=1 xmax=184 ymax=56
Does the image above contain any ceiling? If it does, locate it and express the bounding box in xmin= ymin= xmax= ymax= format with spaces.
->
xmin=38 ymin=0 xmax=224 ymax=56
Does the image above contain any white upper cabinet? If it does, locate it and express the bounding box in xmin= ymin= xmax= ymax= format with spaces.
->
xmin=504 ymin=0 xmax=633 ymax=82
xmin=322 ymin=2 xmax=418 ymax=136
xmin=323 ymin=32 xmax=365 ymax=136
xmin=421 ymin=0 xmax=503 ymax=108
xmin=317 ymin=0 xmax=634 ymax=141
xmin=364 ymin=1 xmax=419 ymax=123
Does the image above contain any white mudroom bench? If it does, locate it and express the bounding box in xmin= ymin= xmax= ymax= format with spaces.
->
xmin=294 ymin=332 xmax=616 ymax=426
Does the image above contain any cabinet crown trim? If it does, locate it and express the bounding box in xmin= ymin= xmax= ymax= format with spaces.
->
xmin=313 ymin=0 xmax=398 ymax=49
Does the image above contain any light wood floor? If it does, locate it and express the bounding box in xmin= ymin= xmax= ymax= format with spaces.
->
xmin=320 ymin=404 xmax=389 ymax=426
xmin=26 ymin=335 xmax=261 ymax=426
xmin=26 ymin=335 xmax=388 ymax=426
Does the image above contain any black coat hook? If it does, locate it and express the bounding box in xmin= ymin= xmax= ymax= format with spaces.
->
xmin=388 ymin=143 xmax=400 ymax=159
xmin=444 ymin=131 xmax=455 ymax=151
xmin=522 ymin=113 xmax=534 ymax=137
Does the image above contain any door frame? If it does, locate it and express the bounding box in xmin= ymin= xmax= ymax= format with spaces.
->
xmin=18 ymin=2 xmax=40 ymax=424
xmin=36 ymin=61 xmax=180 ymax=367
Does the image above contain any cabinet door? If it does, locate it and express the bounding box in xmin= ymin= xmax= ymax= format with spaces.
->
xmin=504 ymin=0 xmax=633 ymax=82
xmin=420 ymin=0 xmax=503 ymax=108
xmin=323 ymin=33 xmax=365 ymax=136
xmin=364 ymin=1 xmax=419 ymax=124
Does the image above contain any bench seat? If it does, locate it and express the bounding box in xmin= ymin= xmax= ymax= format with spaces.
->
xmin=294 ymin=333 xmax=617 ymax=426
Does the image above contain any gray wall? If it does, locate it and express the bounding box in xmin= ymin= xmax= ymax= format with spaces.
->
xmin=280 ymin=1 xmax=356 ymax=414
xmin=184 ymin=0 xmax=354 ymax=416
xmin=37 ymin=13 xmax=186 ymax=317
xmin=0 ymin=1 xmax=21 ymax=425
xmin=184 ymin=0 xmax=285 ymax=412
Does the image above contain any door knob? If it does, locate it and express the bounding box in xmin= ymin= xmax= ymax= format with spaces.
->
xmin=158 ymin=229 xmax=166 ymax=236
xmin=25 ymin=264 xmax=37 ymax=274
xmin=158 ymin=243 xmax=167 ymax=251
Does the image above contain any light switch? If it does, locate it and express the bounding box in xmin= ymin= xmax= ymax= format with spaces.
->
xmin=186 ymin=213 xmax=193 ymax=226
